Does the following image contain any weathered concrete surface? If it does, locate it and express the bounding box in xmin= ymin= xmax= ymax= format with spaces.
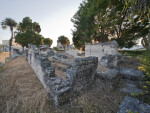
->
xmin=117 ymin=96 xmax=150 ymax=113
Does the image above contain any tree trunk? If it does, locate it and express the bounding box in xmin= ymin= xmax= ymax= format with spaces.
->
xmin=63 ymin=45 xmax=66 ymax=51
xmin=114 ymin=26 xmax=120 ymax=39
xmin=22 ymin=46 xmax=24 ymax=53
xmin=141 ymin=37 xmax=150 ymax=51
xmin=9 ymin=27 xmax=13 ymax=58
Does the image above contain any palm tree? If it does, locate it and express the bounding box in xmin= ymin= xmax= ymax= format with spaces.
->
xmin=57 ymin=35 xmax=70 ymax=51
xmin=1 ymin=18 xmax=17 ymax=57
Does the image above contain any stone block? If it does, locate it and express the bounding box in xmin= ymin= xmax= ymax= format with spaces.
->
xmin=117 ymin=96 xmax=150 ymax=113
xmin=120 ymin=83 xmax=143 ymax=94
xmin=97 ymin=68 xmax=119 ymax=80
xmin=100 ymin=54 xmax=116 ymax=67
xmin=120 ymin=68 xmax=143 ymax=81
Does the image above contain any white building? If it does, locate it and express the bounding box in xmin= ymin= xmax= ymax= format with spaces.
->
xmin=2 ymin=40 xmax=22 ymax=56
xmin=2 ymin=40 xmax=9 ymax=46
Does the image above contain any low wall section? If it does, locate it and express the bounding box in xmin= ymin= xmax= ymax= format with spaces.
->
xmin=85 ymin=41 xmax=118 ymax=61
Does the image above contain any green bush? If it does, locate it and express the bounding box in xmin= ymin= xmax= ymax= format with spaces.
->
xmin=53 ymin=47 xmax=59 ymax=51
xmin=139 ymin=51 xmax=150 ymax=93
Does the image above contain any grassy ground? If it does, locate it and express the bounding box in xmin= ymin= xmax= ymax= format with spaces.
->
xmin=0 ymin=56 xmax=52 ymax=113
xmin=0 ymin=56 xmax=124 ymax=113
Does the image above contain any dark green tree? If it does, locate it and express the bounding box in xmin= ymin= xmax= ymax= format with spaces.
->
xmin=15 ymin=30 xmax=43 ymax=50
xmin=71 ymin=0 xmax=149 ymax=49
xmin=43 ymin=38 xmax=53 ymax=47
xmin=71 ymin=0 xmax=125 ymax=48
xmin=57 ymin=36 xmax=70 ymax=51
xmin=17 ymin=17 xmax=32 ymax=32
xmin=123 ymin=0 xmax=150 ymax=22
xmin=132 ymin=15 xmax=150 ymax=51
xmin=15 ymin=32 xmax=29 ymax=51
xmin=122 ymin=0 xmax=150 ymax=50
xmin=1 ymin=18 xmax=17 ymax=57
xmin=15 ymin=17 xmax=43 ymax=49
xmin=33 ymin=22 xmax=41 ymax=34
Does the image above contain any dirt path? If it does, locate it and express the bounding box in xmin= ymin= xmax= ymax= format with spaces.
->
xmin=0 ymin=56 xmax=52 ymax=113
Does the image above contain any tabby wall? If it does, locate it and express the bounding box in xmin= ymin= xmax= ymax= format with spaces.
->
xmin=24 ymin=44 xmax=98 ymax=106
xmin=85 ymin=41 xmax=118 ymax=61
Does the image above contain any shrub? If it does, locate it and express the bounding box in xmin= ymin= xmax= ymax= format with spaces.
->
xmin=138 ymin=51 xmax=150 ymax=101
xmin=53 ymin=47 xmax=59 ymax=51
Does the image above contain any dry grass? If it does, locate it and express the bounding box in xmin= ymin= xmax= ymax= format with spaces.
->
xmin=0 ymin=56 xmax=124 ymax=113
xmin=0 ymin=52 xmax=9 ymax=63
xmin=0 ymin=56 xmax=52 ymax=113
xmin=59 ymin=79 xmax=124 ymax=113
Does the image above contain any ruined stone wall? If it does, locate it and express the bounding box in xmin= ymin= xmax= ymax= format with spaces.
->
xmin=24 ymin=44 xmax=98 ymax=106
xmin=85 ymin=41 xmax=118 ymax=61
xmin=71 ymin=57 xmax=98 ymax=92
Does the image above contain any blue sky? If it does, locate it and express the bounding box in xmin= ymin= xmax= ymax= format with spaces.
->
xmin=0 ymin=0 xmax=83 ymax=46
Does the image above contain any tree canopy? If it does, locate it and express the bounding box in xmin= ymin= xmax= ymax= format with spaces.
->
xmin=122 ymin=0 xmax=150 ymax=50
xmin=15 ymin=30 xmax=44 ymax=48
xmin=1 ymin=18 xmax=17 ymax=57
xmin=1 ymin=18 xmax=17 ymax=32
xmin=15 ymin=17 xmax=44 ymax=48
xmin=43 ymin=38 xmax=53 ymax=47
xmin=33 ymin=22 xmax=41 ymax=34
xmin=17 ymin=17 xmax=32 ymax=32
xmin=123 ymin=0 xmax=150 ymax=21
xmin=71 ymin=0 xmax=150 ymax=50
xmin=57 ymin=36 xmax=70 ymax=51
